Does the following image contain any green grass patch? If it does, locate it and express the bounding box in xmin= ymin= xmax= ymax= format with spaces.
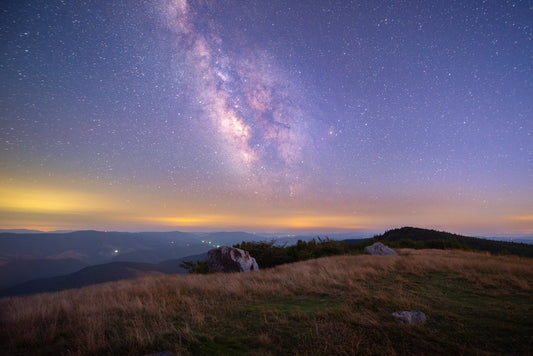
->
xmin=244 ymin=297 xmax=339 ymax=314
xmin=401 ymin=271 xmax=533 ymax=355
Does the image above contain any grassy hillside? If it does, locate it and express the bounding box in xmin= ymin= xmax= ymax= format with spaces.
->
xmin=345 ymin=227 xmax=533 ymax=257
xmin=1 ymin=249 xmax=532 ymax=355
xmin=228 ymin=227 xmax=533 ymax=272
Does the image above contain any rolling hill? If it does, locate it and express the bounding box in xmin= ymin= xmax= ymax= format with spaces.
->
xmin=1 ymin=249 xmax=531 ymax=355
xmin=0 ymin=230 xmax=209 ymax=264
xmin=0 ymin=253 xmax=207 ymax=297
xmin=0 ymin=230 xmax=212 ymax=289
xmin=2 ymin=227 xmax=531 ymax=298
xmin=344 ymin=226 xmax=533 ymax=257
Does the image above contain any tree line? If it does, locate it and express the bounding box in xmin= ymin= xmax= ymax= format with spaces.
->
xmin=181 ymin=227 xmax=533 ymax=273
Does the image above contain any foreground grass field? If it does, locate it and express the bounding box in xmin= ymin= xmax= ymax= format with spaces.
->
xmin=1 ymin=249 xmax=532 ymax=355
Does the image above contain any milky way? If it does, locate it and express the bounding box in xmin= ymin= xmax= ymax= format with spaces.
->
xmin=160 ymin=0 xmax=320 ymax=198
xmin=0 ymin=0 xmax=531 ymax=234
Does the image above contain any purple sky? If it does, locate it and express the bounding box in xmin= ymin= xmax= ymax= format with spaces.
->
xmin=1 ymin=0 xmax=532 ymax=234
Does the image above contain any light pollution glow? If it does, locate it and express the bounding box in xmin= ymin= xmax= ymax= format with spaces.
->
xmin=0 ymin=179 xmax=531 ymax=235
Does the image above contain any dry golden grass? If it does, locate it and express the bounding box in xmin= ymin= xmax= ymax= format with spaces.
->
xmin=1 ymin=249 xmax=532 ymax=355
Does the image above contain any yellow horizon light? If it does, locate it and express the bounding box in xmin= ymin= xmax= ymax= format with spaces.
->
xmin=509 ymin=215 xmax=533 ymax=221
xmin=144 ymin=213 xmax=368 ymax=230
xmin=0 ymin=185 xmax=120 ymax=215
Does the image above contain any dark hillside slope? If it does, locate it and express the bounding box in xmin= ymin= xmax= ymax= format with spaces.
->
xmin=344 ymin=227 xmax=533 ymax=257
xmin=0 ymin=231 xmax=212 ymax=289
xmin=0 ymin=262 xmax=169 ymax=297
xmin=0 ymin=259 xmax=88 ymax=289
xmin=0 ymin=253 xmax=208 ymax=297
xmin=0 ymin=230 xmax=210 ymax=265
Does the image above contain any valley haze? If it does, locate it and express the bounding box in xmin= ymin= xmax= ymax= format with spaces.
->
xmin=0 ymin=228 xmax=369 ymax=295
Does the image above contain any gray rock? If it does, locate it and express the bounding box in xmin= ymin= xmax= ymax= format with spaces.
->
xmin=364 ymin=242 xmax=398 ymax=256
xmin=207 ymin=246 xmax=259 ymax=273
xmin=392 ymin=310 xmax=427 ymax=325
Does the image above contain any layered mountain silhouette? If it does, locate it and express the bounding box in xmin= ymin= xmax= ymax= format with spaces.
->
xmin=0 ymin=253 xmax=207 ymax=297
xmin=0 ymin=230 xmax=261 ymax=291
xmin=2 ymin=227 xmax=531 ymax=298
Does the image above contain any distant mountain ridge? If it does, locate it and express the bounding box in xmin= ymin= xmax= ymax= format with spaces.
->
xmin=0 ymin=229 xmax=44 ymax=234
xmin=0 ymin=230 xmax=274 ymax=291
xmin=2 ymin=227 xmax=532 ymax=298
xmin=0 ymin=230 xmax=213 ymax=289
xmin=344 ymin=227 xmax=533 ymax=257
xmin=0 ymin=253 xmax=208 ymax=297
xmin=0 ymin=230 xmax=209 ymax=265
xmin=0 ymin=258 xmax=88 ymax=289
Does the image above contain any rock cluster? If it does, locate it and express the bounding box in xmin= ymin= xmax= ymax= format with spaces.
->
xmin=364 ymin=242 xmax=398 ymax=256
xmin=207 ymin=246 xmax=259 ymax=273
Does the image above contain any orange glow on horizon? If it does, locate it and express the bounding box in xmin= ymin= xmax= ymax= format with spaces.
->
xmin=0 ymin=181 xmax=530 ymax=235
xmin=0 ymin=185 xmax=118 ymax=214
xmin=146 ymin=213 xmax=369 ymax=230
xmin=509 ymin=215 xmax=533 ymax=221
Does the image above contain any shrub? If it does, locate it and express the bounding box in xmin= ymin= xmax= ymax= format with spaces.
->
xmin=179 ymin=260 xmax=208 ymax=274
xmin=233 ymin=240 xmax=292 ymax=268
xmin=234 ymin=237 xmax=352 ymax=269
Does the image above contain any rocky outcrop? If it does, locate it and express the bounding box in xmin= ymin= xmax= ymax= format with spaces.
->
xmin=392 ymin=310 xmax=427 ymax=324
xmin=364 ymin=242 xmax=398 ymax=256
xmin=207 ymin=246 xmax=259 ymax=273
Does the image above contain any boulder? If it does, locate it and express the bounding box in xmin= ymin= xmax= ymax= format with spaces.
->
xmin=392 ymin=310 xmax=427 ymax=325
xmin=207 ymin=246 xmax=259 ymax=273
xmin=364 ymin=242 xmax=398 ymax=256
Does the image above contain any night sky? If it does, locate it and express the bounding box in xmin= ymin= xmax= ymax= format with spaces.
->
xmin=1 ymin=0 xmax=532 ymax=234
